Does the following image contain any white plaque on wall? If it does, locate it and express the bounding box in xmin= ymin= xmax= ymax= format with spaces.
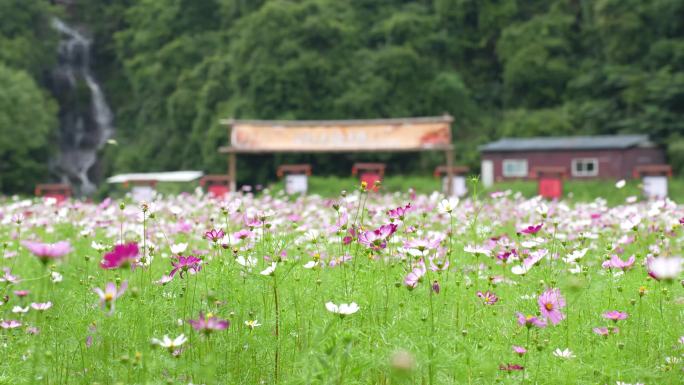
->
xmin=443 ymin=176 xmax=467 ymax=197
xmin=642 ymin=176 xmax=668 ymax=199
xmin=285 ymin=174 xmax=308 ymax=195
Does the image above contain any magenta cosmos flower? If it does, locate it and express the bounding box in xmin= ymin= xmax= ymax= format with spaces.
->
xmin=538 ymin=288 xmax=566 ymax=325
xmin=602 ymin=311 xmax=628 ymax=322
xmin=499 ymin=363 xmax=524 ymax=372
xmin=93 ymin=281 xmax=128 ymax=315
xmin=188 ymin=312 xmax=230 ymax=335
xmin=477 ymin=290 xmax=499 ymax=305
xmin=100 ymin=243 xmax=139 ymax=269
xmin=170 ymin=255 xmax=202 ymax=278
xmin=387 ymin=203 xmax=412 ymax=221
xmin=22 ymin=240 xmax=72 ymax=264
xmin=516 ymin=312 xmax=547 ymax=329
xmin=518 ymin=223 xmax=543 ymax=235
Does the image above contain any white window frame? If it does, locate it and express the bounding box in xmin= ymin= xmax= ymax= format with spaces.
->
xmin=571 ymin=158 xmax=599 ymax=177
xmin=502 ymin=159 xmax=528 ymax=177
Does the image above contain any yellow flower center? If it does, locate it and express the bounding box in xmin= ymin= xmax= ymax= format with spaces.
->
xmin=545 ymin=303 xmax=554 ymax=311
xmin=105 ymin=293 xmax=114 ymax=301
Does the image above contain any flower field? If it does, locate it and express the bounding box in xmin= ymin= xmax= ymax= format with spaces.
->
xmin=0 ymin=188 xmax=682 ymax=385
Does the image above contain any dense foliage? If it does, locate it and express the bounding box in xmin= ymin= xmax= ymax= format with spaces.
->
xmin=2 ymin=0 xmax=684 ymax=192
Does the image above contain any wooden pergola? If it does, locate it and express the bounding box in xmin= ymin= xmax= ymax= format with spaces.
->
xmin=218 ymin=115 xmax=456 ymax=194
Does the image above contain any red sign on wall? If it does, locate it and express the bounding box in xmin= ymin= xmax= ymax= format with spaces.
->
xmin=539 ymin=177 xmax=562 ymax=199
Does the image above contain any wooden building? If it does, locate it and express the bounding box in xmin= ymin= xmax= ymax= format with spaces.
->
xmin=479 ymin=135 xmax=665 ymax=186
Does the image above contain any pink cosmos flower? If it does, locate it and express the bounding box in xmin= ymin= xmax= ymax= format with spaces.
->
xmin=13 ymin=290 xmax=29 ymax=297
xmin=329 ymin=255 xmax=352 ymax=267
xmin=0 ymin=268 xmax=20 ymax=284
xmin=188 ymin=312 xmax=230 ymax=335
xmin=100 ymin=243 xmax=139 ymax=270
xmin=404 ymin=237 xmax=441 ymax=257
xmin=593 ymin=327 xmax=619 ymax=336
xmin=204 ymin=229 xmax=225 ymax=242
xmin=603 ymin=311 xmax=628 ymax=322
xmin=30 ymin=302 xmax=52 ymax=311
xmin=477 ymin=291 xmax=499 ymax=305
xmin=404 ymin=260 xmax=426 ymax=289
xmin=512 ymin=345 xmax=527 ymax=356
xmin=358 ymin=224 xmax=398 ymax=251
xmin=431 ymin=280 xmax=440 ymax=294
xmin=0 ymin=320 xmax=22 ymax=329
xmin=93 ymin=281 xmax=128 ymax=315
xmin=232 ymin=229 xmax=252 ymax=241
xmin=602 ymin=255 xmax=635 ymax=271
xmin=518 ymin=224 xmax=543 ymax=235
xmin=429 ymin=255 xmax=450 ymax=272
xmin=170 ymin=255 xmax=202 ymax=278
xmin=22 ymin=240 xmax=72 ymax=263
xmin=516 ymin=312 xmax=547 ymax=329
xmin=538 ymin=288 xmax=566 ymax=325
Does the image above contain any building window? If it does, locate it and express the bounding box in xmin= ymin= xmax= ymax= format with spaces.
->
xmin=571 ymin=158 xmax=599 ymax=177
xmin=502 ymin=159 xmax=528 ymax=177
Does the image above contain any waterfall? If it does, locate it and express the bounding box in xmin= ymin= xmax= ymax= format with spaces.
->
xmin=49 ymin=18 xmax=114 ymax=196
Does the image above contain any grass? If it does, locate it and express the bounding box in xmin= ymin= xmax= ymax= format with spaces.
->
xmin=0 ymin=189 xmax=682 ymax=384
xmin=269 ymin=176 xmax=684 ymax=206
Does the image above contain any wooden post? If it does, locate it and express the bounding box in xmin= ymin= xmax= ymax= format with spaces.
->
xmin=228 ymin=152 xmax=237 ymax=192
xmin=445 ymin=148 xmax=454 ymax=196
xmin=227 ymin=120 xmax=237 ymax=192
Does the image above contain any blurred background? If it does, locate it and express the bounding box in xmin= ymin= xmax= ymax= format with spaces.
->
xmin=1 ymin=0 xmax=683 ymax=197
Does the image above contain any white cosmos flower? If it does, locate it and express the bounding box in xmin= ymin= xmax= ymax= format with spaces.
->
xmin=438 ymin=197 xmax=459 ymax=214
xmin=536 ymin=203 xmax=549 ymax=216
xmin=51 ymin=271 xmax=63 ymax=283
xmin=12 ymin=306 xmax=29 ymax=313
xmin=151 ymin=334 xmax=187 ymax=349
xmin=464 ymin=245 xmax=491 ymax=257
xmin=170 ymin=243 xmax=188 ymax=254
xmin=156 ymin=275 xmax=173 ymax=285
xmin=91 ymin=241 xmax=107 ymax=251
xmin=260 ymin=262 xmax=278 ymax=276
xmin=303 ymin=261 xmax=317 ymax=269
xmin=615 ymin=179 xmax=626 ymax=189
xmin=626 ymin=196 xmax=638 ymax=203
xmin=511 ymin=264 xmax=531 ymax=275
xmin=552 ymin=348 xmax=575 ymax=359
xmin=563 ymin=248 xmax=588 ymax=263
xmin=648 ymin=257 xmax=683 ymax=280
xmin=244 ymin=320 xmax=261 ymax=329
xmin=325 ymin=301 xmax=360 ymax=316
xmin=236 ymin=256 xmax=257 ymax=268
xmin=568 ymin=264 xmax=582 ymax=274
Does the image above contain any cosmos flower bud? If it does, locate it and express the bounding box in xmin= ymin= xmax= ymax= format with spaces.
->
xmin=431 ymin=280 xmax=440 ymax=294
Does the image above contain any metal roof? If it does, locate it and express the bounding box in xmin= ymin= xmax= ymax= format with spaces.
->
xmin=479 ymin=135 xmax=652 ymax=152
xmin=220 ymin=115 xmax=453 ymax=127
xmin=107 ymin=171 xmax=204 ymax=184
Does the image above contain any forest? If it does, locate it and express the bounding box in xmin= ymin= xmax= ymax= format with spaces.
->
xmin=1 ymin=0 xmax=684 ymax=193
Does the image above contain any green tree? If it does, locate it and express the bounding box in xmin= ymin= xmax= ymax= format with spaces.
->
xmin=0 ymin=64 xmax=58 ymax=192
